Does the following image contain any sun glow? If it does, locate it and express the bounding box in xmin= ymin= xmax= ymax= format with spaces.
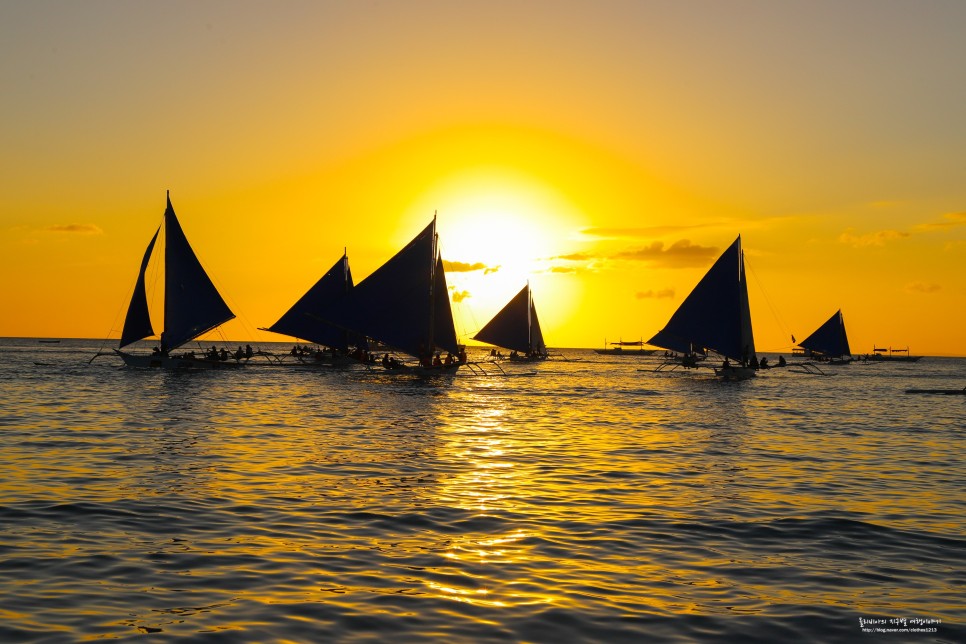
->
xmin=402 ymin=167 xmax=586 ymax=342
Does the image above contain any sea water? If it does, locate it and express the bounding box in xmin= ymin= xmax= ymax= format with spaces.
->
xmin=1 ymin=338 xmax=963 ymax=642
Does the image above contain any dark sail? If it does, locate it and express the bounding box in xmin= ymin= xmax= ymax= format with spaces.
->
xmin=119 ymin=227 xmax=160 ymax=348
xmin=162 ymin=195 xmax=235 ymax=350
xmin=433 ymin=253 xmax=460 ymax=355
xmin=648 ymin=235 xmax=756 ymax=363
xmin=474 ymin=284 xmax=547 ymax=355
xmin=529 ymin=294 xmax=547 ymax=356
xmin=268 ymin=253 xmax=355 ymax=350
xmin=799 ymin=309 xmax=850 ymax=358
xmin=326 ymin=220 xmax=437 ymax=359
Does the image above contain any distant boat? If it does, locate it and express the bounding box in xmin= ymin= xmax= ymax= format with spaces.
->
xmin=594 ymin=340 xmax=657 ymax=356
xmin=649 ymin=235 xmax=757 ymax=380
xmin=323 ymin=215 xmax=464 ymax=373
xmin=906 ymin=386 xmax=964 ymax=395
xmin=794 ymin=309 xmax=852 ymax=364
xmin=38 ymin=339 xmax=61 ymax=344
xmin=109 ymin=192 xmax=240 ymax=369
xmin=264 ymin=252 xmax=363 ymax=364
xmin=864 ymin=346 xmax=923 ymax=362
xmin=474 ymin=283 xmax=548 ymax=361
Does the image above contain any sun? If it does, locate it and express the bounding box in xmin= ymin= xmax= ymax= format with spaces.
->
xmin=399 ymin=166 xmax=586 ymax=341
xmin=412 ymin=166 xmax=582 ymax=274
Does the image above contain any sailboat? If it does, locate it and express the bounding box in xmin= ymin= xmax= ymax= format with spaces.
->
xmin=794 ymin=309 xmax=852 ymax=364
xmin=264 ymin=252 xmax=363 ymax=364
xmin=110 ymin=192 xmax=239 ymax=368
xmin=649 ymin=235 xmax=758 ymax=380
xmin=594 ymin=339 xmax=657 ymax=356
xmin=474 ymin=283 xmax=548 ymax=361
xmin=322 ymin=215 xmax=465 ymax=373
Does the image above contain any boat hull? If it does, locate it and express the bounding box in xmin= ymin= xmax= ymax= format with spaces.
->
xmin=115 ymin=350 xmax=246 ymax=370
xmin=714 ymin=366 xmax=757 ymax=381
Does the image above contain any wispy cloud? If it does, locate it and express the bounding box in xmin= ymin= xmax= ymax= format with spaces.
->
xmin=905 ymin=281 xmax=941 ymax=294
xmin=838 ymin=228 xmax=909 ymax=247
xmin=443 ymin=260 xmax=485 ymax=272
xmin=549 ymin=251 xmax=595 ymax=261
xmin=45 ymin=223 xmax=103 ymax=234
xmin=613 ymin=239 xmax=719 ymax=268
xmin=443 ymin=259 xmax=501 ymax=275
xmin=636 ymin=288 xmax=675 ymax=299
xmin=451 ymin=289 xmax=471 ymax=303
xmin=916 ymin=211 xmax=966 ymax=231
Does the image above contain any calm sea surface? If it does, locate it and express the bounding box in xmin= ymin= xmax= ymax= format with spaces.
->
xmin=1 ymin=338 xmax=963 ymax=642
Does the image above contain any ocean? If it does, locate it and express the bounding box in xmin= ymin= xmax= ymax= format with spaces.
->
xmin=1 ymin=338 xmax=963 ymax=642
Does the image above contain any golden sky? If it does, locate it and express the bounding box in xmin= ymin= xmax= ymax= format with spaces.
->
xmin=2 ymin=1 xmax=964 ymax=355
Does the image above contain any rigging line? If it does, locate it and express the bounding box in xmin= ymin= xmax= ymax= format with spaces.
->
xmin=746 ymin=261 xmax=795 ymax=349
xmin=187 ymin=230 xmax=265 ymax=346
xmin=96 ymin=213 xmax=165 ymax=354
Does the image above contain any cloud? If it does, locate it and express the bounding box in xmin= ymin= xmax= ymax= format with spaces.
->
xmin=613 ymin=239 xmax=719 ymax=268
xmin=838 ymin=228 xmax=909 ymax=247
xmin=905 ymin=282 xmax=941 ymax=294
xmin=450 ymin=289 xmax=471 ymax=303
xmin=442 ymin=259 xmax=500 ymax=275
xmin=636 ymin=288 xmax=675 ymax=299
xmin=550 ymin=251 xmax=595 ymax=261
xmin=45 ymin=223 xmax=103 ymax=234
xmin=443 ymin=260 xmax=485 ymax=272
xmin=916 ymin=211 xmax=966 ymax=231
xmin=549 ymin=265 xmax=577 ymax=274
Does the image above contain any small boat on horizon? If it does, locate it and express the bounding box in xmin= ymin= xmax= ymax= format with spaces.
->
xmin=474 ymin=283 xmax=549 ymax=362
xmin=594 ymin=339 xmax=657 ymax=356
xmin=649 ymin=235 xmax=758 ymax=380
xmin=862 ymin=346 xmax=923 ymax=362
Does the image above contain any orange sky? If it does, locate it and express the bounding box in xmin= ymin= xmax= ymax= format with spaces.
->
xmin=1 ymin=2 xmax=964 ymax=355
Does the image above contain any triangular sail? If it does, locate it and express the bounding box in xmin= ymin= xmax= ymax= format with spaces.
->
xmin=162 ymin=195 xmax=235 ymax=350
xmin=119 ymin=227 xmax=160 ymax=348
xmin=648 ymin=235 xmax=756 ymax=363
xmin=529 ymin=294 xmax=547 ymax=356
xmin=433 ymin=253 xmax=460 ymax=355
xmin=799 ymin=309 xmax=850 ymax=358
xmin=267 ymin=253 xmax=356 ymax=351
xmin=325 ymin=220 xmax=437 ymax=359
xmin=474 ymin=284 xmax=547 ymax=355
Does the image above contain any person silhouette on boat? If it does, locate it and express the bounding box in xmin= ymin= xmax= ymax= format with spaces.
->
xmin=458 ymin=347 xmax=467 ymax=364
xmin=444 ymin=352 xmax=454 ymax=366
xmin=245 ymin=344 xmax=254 ymax=359
xmin=760 ymin=356 xmax=769 ymax=369
xmin=778 ymin=355 xmax=786 ymax=367
xmin=722 ymin=356 xmax=732 ymax=370
xmin=433 ymin=352 xmax=442 ymax=367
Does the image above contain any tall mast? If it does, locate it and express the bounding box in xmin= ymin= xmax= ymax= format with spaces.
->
xmin=527 ymin=281 xmax=532 ymax=353
xmin=427 ymin=211 xmax=437 ymax=359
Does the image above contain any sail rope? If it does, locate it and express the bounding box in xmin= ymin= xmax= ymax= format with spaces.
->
xmin=746 ymin=260 xmax=796 ymax=350
xmin=92 ymin=212 xmax=165 ymax=356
